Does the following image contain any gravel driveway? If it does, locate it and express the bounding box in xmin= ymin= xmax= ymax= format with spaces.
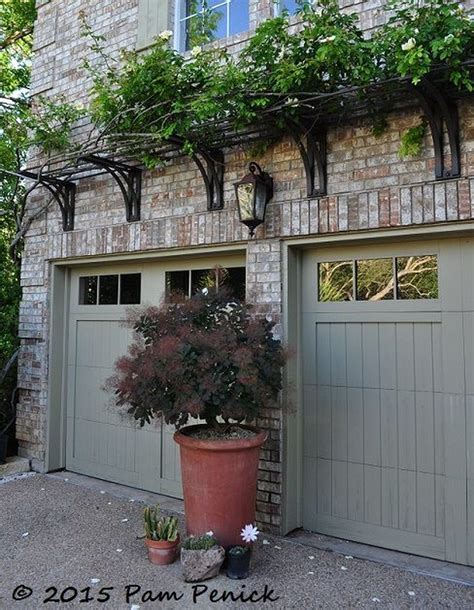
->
xmin=1 ymin=473 xmax=473 ymax=609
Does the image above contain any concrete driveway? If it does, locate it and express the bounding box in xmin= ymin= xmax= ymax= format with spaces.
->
xmin=1 ymin=473 xmax=473 ymax=609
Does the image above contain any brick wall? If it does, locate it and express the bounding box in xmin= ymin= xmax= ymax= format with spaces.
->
xmin=18 ymin=0 xmax=474 ymax=533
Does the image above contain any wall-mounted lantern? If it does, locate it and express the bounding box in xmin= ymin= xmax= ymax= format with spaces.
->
xmin=234 ymin=162 xmax=274 ymax=237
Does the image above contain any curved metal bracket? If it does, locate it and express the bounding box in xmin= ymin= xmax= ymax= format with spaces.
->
xmin=20 ymin=170 xmax=76 ymax=231
xmin=409 ymin=78 xmax=460 ymax=179
xmin=285 ymin=118 xmax=327 ymax=197
xmin=191 ymin=148 xmax=224 ymax=211
xmin=81 ymin=155 xmax=141 ymax=222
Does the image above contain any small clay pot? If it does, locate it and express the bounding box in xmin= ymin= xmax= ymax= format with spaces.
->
xmin=226 ymin=546 xmax=251 ymax=579
xmin=145 ymin=536 xmax=180 ymax=565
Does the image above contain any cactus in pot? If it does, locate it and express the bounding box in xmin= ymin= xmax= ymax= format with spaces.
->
xmin=143 ymin=504 xmax=180 ymax=565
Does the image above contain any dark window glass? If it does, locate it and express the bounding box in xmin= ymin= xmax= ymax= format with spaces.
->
xmin=79 ymin=276 xmax=98 ymax=305
xmin=318 ymin=261 xmax=353 ymax=302
xmin=99 ymin=275 xmax=119 ymax=305
xmin=396 ymin=255 xmax=438 ymax=300
xmin=120 ymin=273 xmax=141 ymax=305
xmin=166 ymin=270 xmax=190 ymax=298
xmin=356 ymin=258 xmax=394 ymax=301
xmin=192 ymin=269 xmax=217 ymax=295
xmin=220 ymin=267 xmax=246 ymax=300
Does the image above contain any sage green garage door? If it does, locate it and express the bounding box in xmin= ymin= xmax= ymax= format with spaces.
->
xmin=66 ymin=255 xmax=245 ymax=497
xmin=302 ymin=237 xmax=474 ymax=566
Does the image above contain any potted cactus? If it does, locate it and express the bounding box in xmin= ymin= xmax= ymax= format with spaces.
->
xmin=143 ymin=504 xmax=180 ymax=565
xmin=226 ymin=524 xmax=259 ymax=580
xmin=108 ymin=288 xmax=287 ymax=547
xmin=181 ymin=533 xmax=225 ymax=582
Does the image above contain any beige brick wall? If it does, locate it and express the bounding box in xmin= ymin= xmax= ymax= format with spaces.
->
xmin=18 ymin=0 xmax=474 ymax=533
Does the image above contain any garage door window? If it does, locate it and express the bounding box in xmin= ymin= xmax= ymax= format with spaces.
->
xmin=166 ymin=267 xmax=246 ymax=300
xmin=318 ymin=255 xmax=438 ymax=302
xmin=79 ymin=274 xmax=142 ymax=305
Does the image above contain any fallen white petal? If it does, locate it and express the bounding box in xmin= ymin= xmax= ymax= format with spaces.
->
xmin=22 ymin=532 xmax=29 ymax=537
xmin=408 ymin=591 xmax=415 ymax=597
xmin=107 ymin=502 xmax=112 ymax=505
xmin=40 ymin=487 xmax=45 ymax=491
xmin=130 ymin=605 xmax=140 ymax=610
xmin=371 ymin=597 xmax=381 ymax=603
xmin=64 ymin=478 xmax=69 ymax=482
xmin=121 ymin=518 xmax=129 ymax=523
xmin=308 ymin=555 xmax=315 ymax=560
xmin=129 ymin=499 xmax=135 ymax=503
xmin=116 ymin=549 xmax=123 ymax=553
xmin=100 ymin=491 xmax=105 ymax=494
xmin=262 ymin=539 xmax=270 ymax=545
xmin=308 ymin=571 xmax=314 ymax=575
xmin=90 ymin=579 xmax=100 ymax=584
xmin=340 ymin=566 xmax=348 ymax=571
xmin=274 ymin=545 xmax=282 ymax=550
xmin=345 ymin=555 xmax=353 ymax=559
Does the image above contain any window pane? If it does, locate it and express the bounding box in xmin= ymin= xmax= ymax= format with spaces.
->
xmin=318 ymin=261 xmax=353 ymax=302
xmin=280 ymin=0 xmax=300 ymax=14
xmin=181 ymin=0 xmax=226 ymax=49
xmin=79 ymin=276 xmax=97 ymax=305
xmin=192 ymin=269 xmax=217 ymax=295
xmin=166 ymin=270 xmax=190 ymax=298
xmin=229 ymin=0 xmax=249 ymax=36
xmin=120 ymin=274 xmax=141 ymax=305
xmin=356 ymin=258 xmax=394 ymax=301
xmin=396 ymin=255 xmax=438 ymax=300
xmin=99 ymin=275 xmax=119 ymax=305
xmin=220 ymin=266 xmax=246 ymax=300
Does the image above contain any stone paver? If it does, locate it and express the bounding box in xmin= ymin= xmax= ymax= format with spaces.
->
xmin=1 ymin=474 xmax=473 ymax=609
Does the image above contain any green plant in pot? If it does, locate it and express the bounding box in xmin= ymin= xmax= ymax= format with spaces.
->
xmin=181 ymin=533 xmax=225 ymax=582
xmin=143 ymin=504 xmax=180 ymax=565
xmin=226 ymin=524 xmax=259 ymax=580
xmin=107 ymin=288 xmax=287 ymax=547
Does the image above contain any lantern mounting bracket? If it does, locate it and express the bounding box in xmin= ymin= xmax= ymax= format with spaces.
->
xmin=19 ymin=170 xmax=76 ymax=231
xmin=285 ymin=118 xmax=327 ymax=197
xmin=409 ymin=78 xmax=460 ymax=179
xmin=80 ymin=155 xmax=142 ymax=222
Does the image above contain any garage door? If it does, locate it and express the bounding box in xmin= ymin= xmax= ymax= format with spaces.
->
xmin=302 ymin=237 xmax=474 ymax=565
xmin=66 ymin=255 xmax=245 ymax=497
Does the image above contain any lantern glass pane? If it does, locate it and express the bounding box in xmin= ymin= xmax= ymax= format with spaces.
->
xmin=237 ymin=183 xmax=255 ymax=220
xmin=255 ymin=183 xmax=267 ymax=221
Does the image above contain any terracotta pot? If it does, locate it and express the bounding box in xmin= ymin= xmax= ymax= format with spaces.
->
xmin=145 ymin=536 xmax=180 ymax=565
xmin=174 ymin=425 xmax=267 ymax=548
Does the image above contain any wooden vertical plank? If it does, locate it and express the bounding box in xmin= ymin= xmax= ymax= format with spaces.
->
xmin=417 ymin=472 xmax=436 ymax=536
xmin=435 ymin=474 xmax=445 ymax=539
xmin=416 ymin=392 xmax=435 ymax=474
xmin=346 ymin=323 xmax=362 ymax=387
xmin=379 ymin=323 xmax=396 ymax=390
xmin=364 ymin=388 xmax=381 ymax=466
xmin=364 ymin=465 xmax=381 ymax=525
xmin=396 ymin=323 xmax=415 ymax=391
xmin=317 ymin=458 xmax=332 ymax=515
xmin=303 ymin=384 xmax=317 ymax=458
xmin=348 ymin=463 xmax=364 ymax=522
xmin=316 ymin=323 xmax=331 ymax=386
xmin=347 ymin=387 xmax=364 ymax=463
xmin=332 ymin=460 xmax=348 ymax=518
xmin=362 ymin=323 xmax=380 ymax=389
xmin=398 ymin=391 xmax=416 ymax=471
xmin=380 ymin=389 xmax=397 ymax=468
xmin=316 ymin=385 xmax=331 ymax=459
xmin=432 ymin=324 xmax=443 ymax=393
xmin=414 ymin=324 xmax=433 ymax=391
xmin=399 ymin=470 xmax=417 ymax=532
xmin=330 ymin=323 xmax=347 ymax=386
xmin=303 ymin=457 xmax=318 ymax=526
xmin=434 ymin=393 xmax=445 ymax=476
xmin=331 ymin=386 xmax=347 ymax=462
xmin=382 ymin=467 xmax=399 ymax=528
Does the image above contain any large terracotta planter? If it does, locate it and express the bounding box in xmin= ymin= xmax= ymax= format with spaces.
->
xmin=174 ymin=425 xmax=267 ymax=548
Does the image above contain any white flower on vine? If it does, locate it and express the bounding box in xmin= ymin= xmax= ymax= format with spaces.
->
xmin=158 ymin=30 xmax=173 ymax=41
xmin=286 ymin=97 xmax=299 ymax=106
xmin=241 ymin=524 xmax=259 ymax=543
xmin=401 ymin=38 xmax=416 ymax=51
xmin=320 ymin=35 xmax=336 ymax=43
xmin=206 ymin=531 xmax=214 ymax=536
xmin=191 ymin=46 xmax=202 ymax=57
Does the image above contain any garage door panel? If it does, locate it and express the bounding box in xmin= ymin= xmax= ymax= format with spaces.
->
xmin=301 ymin=240 xmax=472 ymax=564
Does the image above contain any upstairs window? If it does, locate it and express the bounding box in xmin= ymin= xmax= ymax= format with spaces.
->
xmin=177 ymin=1 xmax=249 ymax=52
xmin=279 ymin=0 xmax=300 ymax=14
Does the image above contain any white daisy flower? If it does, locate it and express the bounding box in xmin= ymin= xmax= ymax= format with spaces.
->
xmin=240 ymin=524 xmax=259 ymax=543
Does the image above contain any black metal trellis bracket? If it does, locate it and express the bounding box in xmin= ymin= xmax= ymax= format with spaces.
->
xmin=20 ymin=170 xmax=76 ymax=231
xmin=191 ymin=148 xmax=224 ymax=211
xmin=410 ymin=78 xmax=460 ymax=179
xmin=80 ymin=155 xmax=142 ymax=222
xmin=285 ymin=118 xmax=327 ymax=197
